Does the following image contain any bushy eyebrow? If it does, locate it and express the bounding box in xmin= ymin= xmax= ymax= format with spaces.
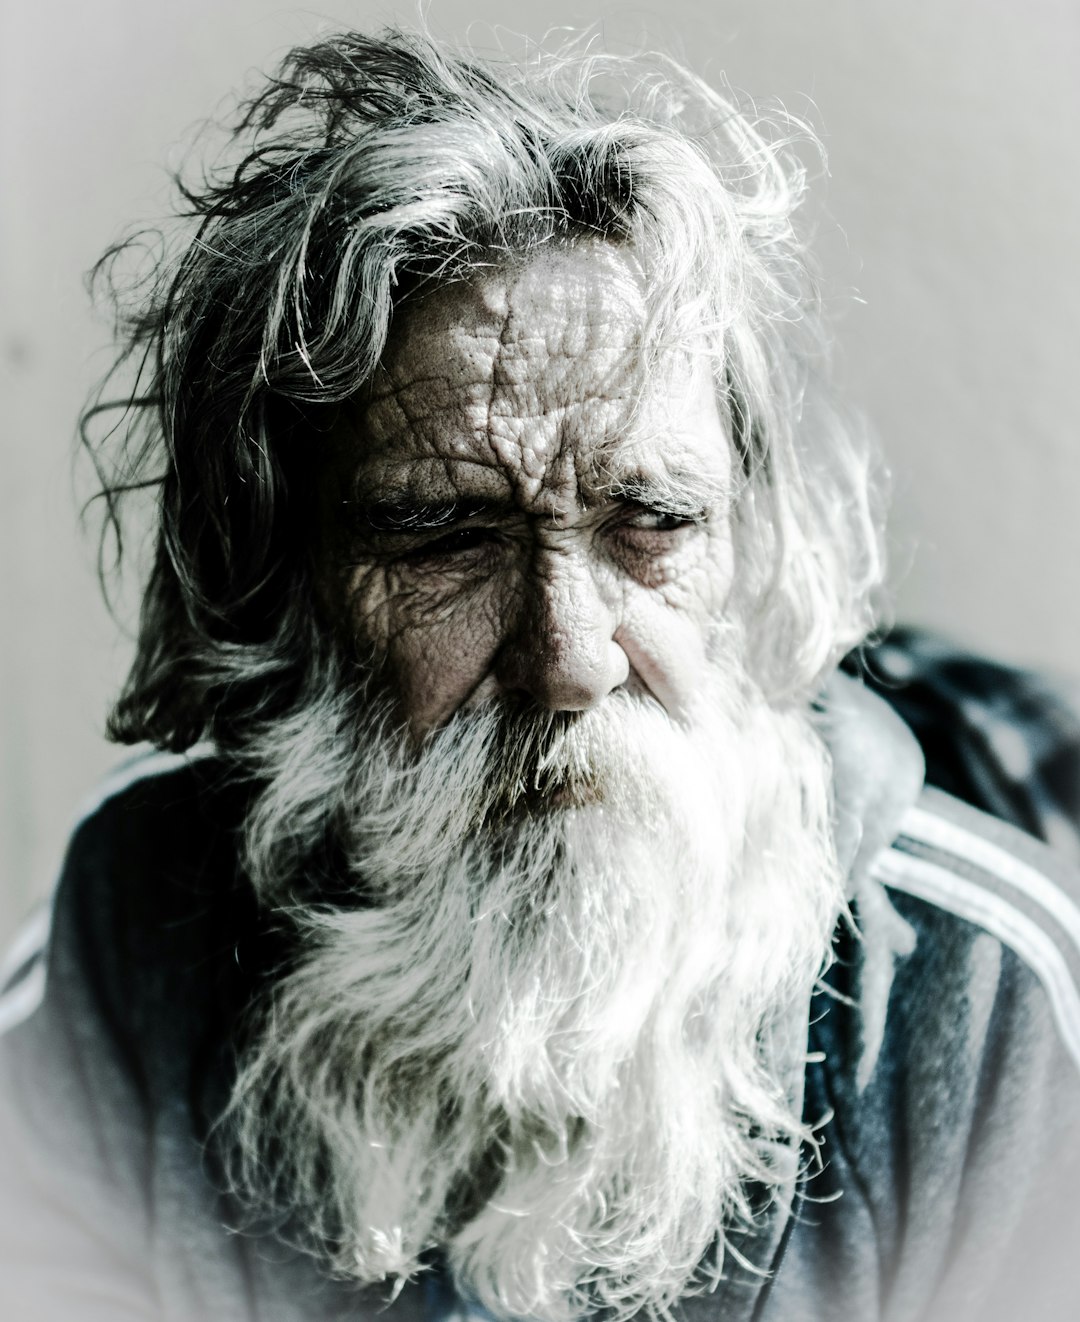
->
xmin=605 ymin=470 xmax=724 ymax=518
xmin=348 ymin=495 xmax=514 ymax=533
xmin=346 ymin=469 xmax=725 ymax=534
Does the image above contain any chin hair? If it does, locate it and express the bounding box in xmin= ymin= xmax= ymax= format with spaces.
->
xmin=221 ymin=653 xmax=843 ymax=1322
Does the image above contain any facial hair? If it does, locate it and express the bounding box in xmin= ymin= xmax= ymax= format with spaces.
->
xmin=222 ymin=652 xmax=844 ymax=1322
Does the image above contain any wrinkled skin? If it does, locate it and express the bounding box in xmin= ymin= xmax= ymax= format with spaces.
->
xmin=328 ymin=242 xmax=736 ymax=737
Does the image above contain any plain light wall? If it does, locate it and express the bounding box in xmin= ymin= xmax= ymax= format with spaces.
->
xmin=3 ymin=0 xmax=1078 ymax=947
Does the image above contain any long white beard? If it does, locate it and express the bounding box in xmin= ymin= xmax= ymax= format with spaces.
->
xmin=224 ymin=659 xmax=844 ymax=1322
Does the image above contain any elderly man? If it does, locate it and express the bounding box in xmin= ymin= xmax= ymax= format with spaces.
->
xmin=2 ymin=27 xmax=1079 ymax=1322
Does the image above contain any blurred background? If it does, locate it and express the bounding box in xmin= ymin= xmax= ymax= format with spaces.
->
xmin=2 ymin=0 xmax=1078 ymax=946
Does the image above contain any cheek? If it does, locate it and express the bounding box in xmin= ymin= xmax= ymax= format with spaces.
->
xmin=700 ymin=521 xmax=737 ymax=616
xmin=345 ymin=563 xmax=505 ymax=732
xmin=626 ymin=521 xmax=735 ymax=615
xmin=607 ymin=517 xmax=734 ymax=598
xmin=616 ymin=527 xmax=737 ymax=715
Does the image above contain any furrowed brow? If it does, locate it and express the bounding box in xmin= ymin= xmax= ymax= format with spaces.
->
xmin=349 ymin=495 xmax=511 ymax=533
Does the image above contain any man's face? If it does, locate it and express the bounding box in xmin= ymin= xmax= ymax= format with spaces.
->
xmin=331 ymin=242 xmax=736 ymax=735
xmin=232 ymin=250 xmax=845 ymax=1315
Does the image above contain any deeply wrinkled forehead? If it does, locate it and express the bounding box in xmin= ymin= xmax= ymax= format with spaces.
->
xmin=335 ymin=242 xmax=728 ymax=514
xmin=375 ymin=242 xmax=650 ymax=395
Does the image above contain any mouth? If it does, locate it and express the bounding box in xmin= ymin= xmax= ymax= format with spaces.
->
xmin=523 ymin=777 xmax=608 ymax=809
xmin=535 ymin=781 xmax=603 ymax=810
xmin=481 ymin=773 xmax=606 ymax=826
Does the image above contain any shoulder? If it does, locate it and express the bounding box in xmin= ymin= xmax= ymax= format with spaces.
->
xmin=814 ymin=780 xmax=1080 ymax=1189
xmin=0 ymin=751 xmax=293 ymax=1322
xmin=802 ymin=789 xmax=1080 ymax=1318
xmin=872 ymin=784 xmax=1080 ymax=1076
xmin=856 ymin=794 xmax=1080 ymax=1320
xmin=1 ymin=747 xmax=224 ymax=1034
xmin=864 ymin=787 xmax=1080 ymax=1228
xmin=0 ymin=747 xmax=263 ymax=1115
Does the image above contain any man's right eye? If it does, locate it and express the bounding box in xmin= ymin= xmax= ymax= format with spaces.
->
xmin=403 ymin=526 xmax=498 ymax=561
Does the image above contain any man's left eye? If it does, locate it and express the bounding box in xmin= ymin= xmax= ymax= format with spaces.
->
xmin=623 ymin=509 xmax=696 ymax=533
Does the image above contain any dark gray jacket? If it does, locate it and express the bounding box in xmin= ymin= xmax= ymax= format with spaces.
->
xmin=2 ymin=675 xmax=1078 ymax=1321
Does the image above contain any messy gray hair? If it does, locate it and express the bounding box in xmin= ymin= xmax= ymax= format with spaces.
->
xmin=85 ymin=25 xmax=883 ymax=751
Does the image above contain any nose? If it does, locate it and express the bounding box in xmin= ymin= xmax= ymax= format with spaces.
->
xmin=494 ymin=553 xmax=629 ymax=712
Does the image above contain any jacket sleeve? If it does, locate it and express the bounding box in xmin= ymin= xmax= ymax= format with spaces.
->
xmin=871 ymin=789 xmax=1080 ymax=1322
